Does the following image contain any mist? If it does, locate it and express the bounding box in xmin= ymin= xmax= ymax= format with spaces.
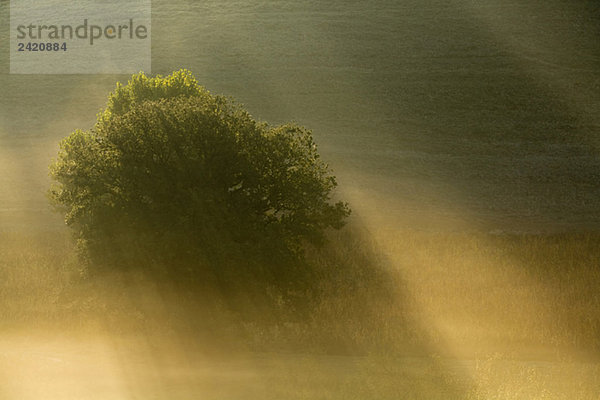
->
xmin=1 ymin=1 xmax=600 ymax=398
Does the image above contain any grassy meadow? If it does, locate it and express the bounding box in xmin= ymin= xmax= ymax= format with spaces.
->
xmin=1 ymin=226 xmax=600 ymax=399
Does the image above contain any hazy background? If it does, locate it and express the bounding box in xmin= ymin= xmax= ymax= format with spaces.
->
xmin=1 ymin=0 xmax=600 ymax=233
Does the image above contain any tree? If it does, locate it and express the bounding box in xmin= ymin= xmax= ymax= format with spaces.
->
xmin=49 ymin=70 xmax=350 ymax=270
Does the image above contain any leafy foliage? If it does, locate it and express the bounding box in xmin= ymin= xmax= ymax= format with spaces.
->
xmin=49 ymin=70 xmax=349 ymax=269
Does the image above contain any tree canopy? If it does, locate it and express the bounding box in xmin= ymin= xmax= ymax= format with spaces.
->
xmin=49 ymin=70 xmax=350 ymax=268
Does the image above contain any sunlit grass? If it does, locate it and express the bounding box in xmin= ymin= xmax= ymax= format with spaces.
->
xmin=374 ymin=230 xmax=600 ymax=357
xmin=1 ymin=228 xmax=600 ymax=398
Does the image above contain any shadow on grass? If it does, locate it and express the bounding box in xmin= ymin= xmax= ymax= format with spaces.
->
xmin=0 ymin=223 xmax=479 ymax=399
xmin=91 ymin=218 xmax=478 ymax=398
